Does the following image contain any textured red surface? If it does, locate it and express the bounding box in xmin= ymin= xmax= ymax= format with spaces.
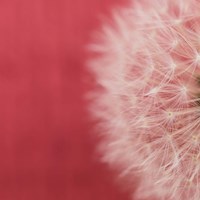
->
xmin=0 ymin=0 xmax=131 ymax=199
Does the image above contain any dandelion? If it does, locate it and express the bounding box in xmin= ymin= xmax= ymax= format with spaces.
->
xmin=88 ymin=0 xmax=200 ymax=199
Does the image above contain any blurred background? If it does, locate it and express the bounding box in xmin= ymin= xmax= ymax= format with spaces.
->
xmin=0 ymin=0 xmax=131 ymax=199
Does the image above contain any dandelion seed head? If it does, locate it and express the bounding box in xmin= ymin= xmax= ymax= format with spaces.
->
xmin=88 ymin=0 xmax=200 ymax=199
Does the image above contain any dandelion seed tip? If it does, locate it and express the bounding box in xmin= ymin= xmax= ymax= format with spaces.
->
xmin=195 ymin=53 xmax=200 ymax=63
xmin=173 ymin=18 xmax=182 ymax=25
xmin=171 ymin=39 xmax=178 ymax=48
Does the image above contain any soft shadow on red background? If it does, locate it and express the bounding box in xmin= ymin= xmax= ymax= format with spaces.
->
xmin=0 ymin=0 xmax=132 ymax=199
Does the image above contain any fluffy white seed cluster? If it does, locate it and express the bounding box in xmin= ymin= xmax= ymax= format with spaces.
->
xmin=89 ymin=0 xmax=200 ymax=199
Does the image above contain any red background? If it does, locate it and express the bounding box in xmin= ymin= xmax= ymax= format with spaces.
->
xmin=0 ymin=0 xmax=132 ymax=199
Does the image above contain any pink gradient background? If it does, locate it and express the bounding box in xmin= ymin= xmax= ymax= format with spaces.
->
xmin=0 ymin=0 xmax=131 ymax=199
